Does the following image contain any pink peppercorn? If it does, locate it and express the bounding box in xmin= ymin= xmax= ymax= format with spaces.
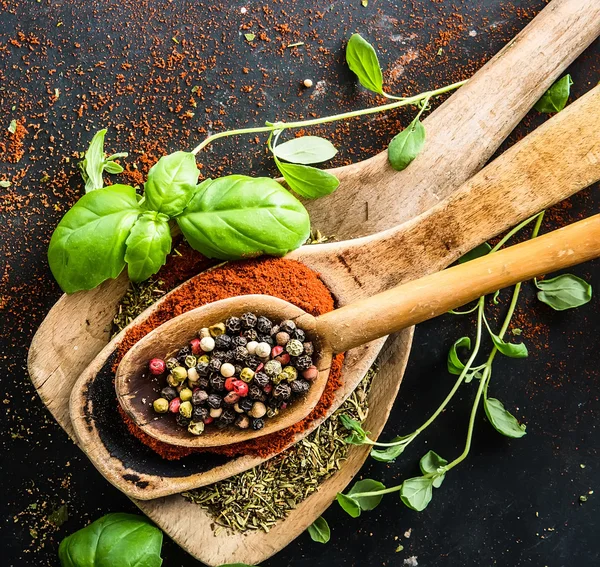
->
xmin=224 ymin=391 xmax=240 ymax=405
xmin=190 ymin=338 xmax=202 ymax=355
xmin=169 ymin=397 xmax=181 ymax=413
xmin=263 ymin=383 xmax=273 ymax=394
xmin=256 ymin=363 xmax=264 ymax=372
xmin=271 ymin=346 xmax=284 ymax=357
xmin=204 ymin=416 xmax=214 ymax=425
xmin=232 ymin=380 xmax=249 ymax=397
xmin=275 ymin=353 xmax=291 ymax=365
xmin=303 ymin=366 xmax=318 ymax=381
xmin=149 ymin=358 xmax=166 ymax=375
xmin=224 ymin=377 xmax=237 ymax=391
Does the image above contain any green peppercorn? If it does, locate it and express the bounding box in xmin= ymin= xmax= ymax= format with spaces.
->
xmin=166 ymin=357 xmax=179 ymax=370
xmin=167 ymin=374 xmax=179 ymax=387
xmin=184 ymin=354 xmax=197 ymax=368
xmin=209 ymin=322 xmax=226 ymax=337
xmin=264 ymin=359 xmax=282 ymax=377
xmin=282 ymin=365 xmax=298 ymax=382
xmin=266 ymin=407 xmax=279 ymax=419
xmin=272 ymin=373 xmax=285 ymax=385
xmin=152 ymin=398 xmax=169 ymax=414
xmin=240 ymin=367 xmax=255 ymax=383
xmin=197 ymin=354 xmax=210 ymax=364
xmin=180 ymin=388 xmax=193 ymax=402
xmin=171 ymin=366 xmax=188 ymax=382
xmin=179 ymin=400 xmax=193 ymax=418
xmin=188 ymin=421 xmax=205 ymax=436
xmin=285 ymin=339 xmax=304 ymax=357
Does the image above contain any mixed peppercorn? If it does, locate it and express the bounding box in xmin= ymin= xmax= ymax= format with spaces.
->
xmin=149 ymin=313 xmax=318 ymax=436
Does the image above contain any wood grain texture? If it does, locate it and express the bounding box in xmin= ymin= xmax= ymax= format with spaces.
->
xmin=25 ymin=1 xmax=600 ymax=564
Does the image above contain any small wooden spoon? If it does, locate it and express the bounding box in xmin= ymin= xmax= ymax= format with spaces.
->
xmin=117 ymin=214 xmax=600 ymax=448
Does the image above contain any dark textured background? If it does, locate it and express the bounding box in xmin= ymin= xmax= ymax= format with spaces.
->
xmin=1 ymin=1 xmax=598 ymax=565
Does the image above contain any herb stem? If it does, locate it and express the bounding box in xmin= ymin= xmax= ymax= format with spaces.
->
xmin=190 ymin=80 xmax=467 ymax=155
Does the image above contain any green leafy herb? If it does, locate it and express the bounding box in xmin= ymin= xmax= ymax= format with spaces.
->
xmin=361 ymin=0 xmax=368 ymax=5
xmin=58 ymin=513 xmax=163 ymax=567
xmin=348 ymin=479 xmax=386 ymax=510
xmin=0 ymin=180 xmax=11 ymax=188
xmin=177 ymin=175 xmax=310 ymax=260
xmin=484 ymin=318 xmax=528 ymax=358
xmin=307 ymin=516 xmax=330 ymax=543
xmin=143 ymin=151 xmax=199 ymax=217
xmin=275 ymin=160 xmax=340 ymax=199
xmin=48 ymin=184 xmax=141 ymax=293
xmin=535 ymin=274 xmax=592 ymax=311
xmin=244 ymin=33 xmax=255 ymax=42
xmin=336 ymin=493 xmax=362 ymax=518
xmin=339 ymin=414 xmax=368 ymax=444
xmin=419 ymin=451 xmax=448 ymax=488
xmin=387 ymin=118 xmax=426 ymax=171
xmin=125 ymin=212 xmax=172 ymax=282
xmin=272 ymin=135 xmax=337 ymax=165
xmin=400 ymin=477 xmax=434 ymax=511
xmin=484 ymin=397 xmax=526 ymax=438
xmin=447 ymin=336 xmax=471 ymax=375
xmin=8 ymin=119 xmax=17 ymax=134
xmin=345 ymin=33 xmax=384 ymax=95
xmin=48 ymin=504 xmax=69 ymax=528
xmin=370 ymin=436 xmax=411 ymax=462
xmin=458 ymin=242 xmax=491 ymax=264
xmin=78 ymin=130 xmax=129 ymax=193
xmin=534 ymin=74 xmax=573 ymax=114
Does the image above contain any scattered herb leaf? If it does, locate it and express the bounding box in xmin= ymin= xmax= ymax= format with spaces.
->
xmin=419 ymin=451 xmax=448 ymax=488
xmin=273 ymin=135 xmax=337 ymax=165
xmin=345 ymin=33 xmax=384 ymax=95
xmin=534 ymin=74 xmax=573 ymax=114
xmin=387 ymin=118 xmax=426 ymax=171
xmin=400 ymin=477 xmax=434 ymax=511
xmin=244 ymin=33 xmax=256 ymax=42
xmin=484 ymin=397 xmax=526 ymax=438
xmin=8 ymin=119 xmax=17 ymax=134
xmin=276 ymin=159 xmax=340 ymax=199
xmin=447 ymin=336 xmax=471 ymax=375
xmin=307 ymin=516 xmax=330 ymax=544
xmin=535 ymin=274 xmax=592 ymax=311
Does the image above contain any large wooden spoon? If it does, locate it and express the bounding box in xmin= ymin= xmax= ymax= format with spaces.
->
xmin=117 ymin=215 xmax=600 ymax=449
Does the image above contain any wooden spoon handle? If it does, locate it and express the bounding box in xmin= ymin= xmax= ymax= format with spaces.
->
xmin=306 ymin=0 xmax=600 ymax=238
xmin=318 ymin=215 xmax=599 ymax=353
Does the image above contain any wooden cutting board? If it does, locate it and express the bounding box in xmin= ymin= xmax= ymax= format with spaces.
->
xmin=27 ymin=1 xmax=600 ymax=564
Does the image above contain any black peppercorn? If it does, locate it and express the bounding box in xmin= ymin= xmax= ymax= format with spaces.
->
xmin=225 ymin=316 xmax=241 ymax=333
xmin=222 ymin=350 xmax=235 ymax=363
xmin=242 ymin=328 xmax=259 ymax=341
xmin=256 ymin=316 xmax=272 ymax=334
xmin=178 ymin=346 xmax=191 ymax=357
xmin=196 ymin=361 xmax=210 ymax=377
xmin=251 ymin=418 xmax=265 ymax=430
xmin=270 ymin=324 xmax=280 ymax=336
xmin=248 ymin=384 xmax=265 ymax=401
xmin=192 ymin=389 xmax=208 ymax=405
xmin=233 ymin=346 xmax=249 ymax=361
xmin=192 ymin=406 xmax=209 ymax=421
xmin=161 ymin=386 xmax=178 ymax=401
xmin=303 ymin=342 xmax=314 ymax=356
xmin=211 ymin=349 xmax=226 ymax=361
xmin=258 ymin=334 xmax=274 ymax=347
xmin=234 ymin=364 xmax=244 ymax=376
xmin=176 ymin=414 xmax=191 ymax=428
xmin=295 ymin=355 xmax=313 ymax=371
xmin=291 ymin=379 xmax=310 ymax=394
xmin=210 ymin=374 xmax=226 ymax=392
xmin=196 ymin=376 xmax=210 ymax=389
xmin=166 ymin=357 xmax=179 ymax=369
xmin=239 ymin=398 xmax=254 ymax=412
xmin=254 ymin=372 xmax=269 ymax=388
xmin=268 ymin=397 xmax=283 ymax=409
xmin=273 ymin=382 xmax=292 ymax=400
xmin=279 ymin=320 xmax=296 ymax=334
xmin=292 ymin=328 xmax=306 ymax=342
xmin=214 ymin=334 xmax=232 ymax=350
xmin=245 ymin=355 xmax=260 ymax=370
xmin=208 ymin=357 xmax=222 ymax=372
xmin=231 ymin=336 xmax=248 ymax=348
xmin=220 ymin=409 xmax=236 ymax=425
xmin=207 ymin=394 xmax=223 ymax=409
xmin=241 ymin=312 xmax=257 ymax=329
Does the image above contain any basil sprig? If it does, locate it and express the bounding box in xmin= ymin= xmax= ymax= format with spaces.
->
xmin=78 ymin=129 xmax=129 ymax=193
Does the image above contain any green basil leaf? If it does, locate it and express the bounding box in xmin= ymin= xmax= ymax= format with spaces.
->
xmin=106 ymin=152 xmax=128 ymax=161
xmin=307 ymin=516 xmax=330 ymax=544
xmin=400 ymin=477 xmax=434 ymax=511
xmin=535 ymin=274 xmax=592 ymax=311
xmin=534 ymin=74 xmax=573 ymax=114
xmin=489 ymin=330 xmax=528 ymax=358
xmin=125 ymin=212 xmax=172 ymax=283
xmin=82 ymin=129 xmax=108 ymax=193
xmin=419 ymin=451 xmax=448 ymax=488
xmin=387 ymin=118 xmax=426 ymax=171
xmin=143 ymin=151 xmax=199 ymax=216
xmin=458 ymin=242 xmax=491 ymax=264
xmin=484 ymin=397 xmax=527 ymax=438
xmin=370 ymin=437 xmax=408 ymax=463
xmin=177 ymin=175 xmax=310 ymax=260
xmin=276 ymin=160 xmax=340 ymax=199
xmin=273 ymin=136 xmax=338 ymax=165
xmin=58 ymin=513 xmax=163 ymax=567
xmin=339 ymin=414 xmax=367 ymax=444
xmin=348 ymin=479 xmax=386 ymax=511
xmin=447 ymin=336 xmax=471 ymax=375
xmin=346 ymin=33 xmax=384 ymax=94
xmin=48 ymin=184 xmax=141 ymax=294
xmin=336 ymin=493 xmax=361 ymax=518
xmin=103 ymin=161 xmax=124 ymax=174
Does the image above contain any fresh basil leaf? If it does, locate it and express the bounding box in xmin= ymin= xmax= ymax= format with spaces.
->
xmin=103 ymin=161 xmax=124 ymax=174
xmin=346 ymin=33 xmax=384 ymax=94
xmin=419 ymin=451 xmax=448 ymax=488
xmin=307 ymin=516 xmax=330 ymax=544
xmin=339 ymin=414 xmax=367 ymax=443
xmin=143 ymin=151 xmax=199 ymax=216
xmin=447 ymin=336 xmax=471 ymax=375
xmin=484 ymin=397 xmax=526 ymax=438
xmin=387 ymin=118 xmax=426 ymax=171
xmin=489 ymin=330 xmax=528 ymax=358
xmin=58 ymin=513 xmax=163 ymax=567
xmin=48 ymin=184 xmax=141 ymax=294
xmin=400 ymin=477 xmax=434 ymax=511
xmin=336 ymin=493 xmax=361 ymax=518
xmin=177 ymin=175 xmax=310 ymax=260
xmin=8 ymin=119 xmax=17 ymax=134
xmin=534 ymin=74 xmax=573 ymax=114
xmin=370 ymin=437 xmax=408 ymax=463
xmin=273 ymin=136 xmax=338 ymax=165
xmin=125 ymin=212 xmax=172 ymax=283
xmin=348 ymin=479 xmax=386 ymax=511
xmin=458 ymin=242 xmax=491 ymax=264
xmin=535 ymin=274 xmax=592 ymax=311
xmin=276 ymin=160 xmax=340 ymax=199
xmin=82 ymin=129 xmax=108 ymax=193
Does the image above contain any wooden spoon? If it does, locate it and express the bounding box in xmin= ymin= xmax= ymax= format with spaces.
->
xmin=117 ymin=215 xmax=600 ymax=449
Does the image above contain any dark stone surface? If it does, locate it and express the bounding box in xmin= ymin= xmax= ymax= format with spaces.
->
xmin=1 ymin=1 xmax=598 ymax=566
